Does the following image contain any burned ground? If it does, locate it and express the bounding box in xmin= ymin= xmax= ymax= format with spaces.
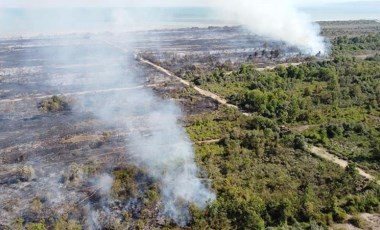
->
xmin=134 ymin=26 xmax=308 ymax=76
xmin=1 ymin=21 xmax=379 ymax=229
xmin=0 ymin=33 xmax=220 ymax=228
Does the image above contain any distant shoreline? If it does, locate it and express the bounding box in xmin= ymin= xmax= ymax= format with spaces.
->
xmin=0 ymin=5 xmax=379 ymax=37
xmin=0 ymin=19 xmax=378 ymax=40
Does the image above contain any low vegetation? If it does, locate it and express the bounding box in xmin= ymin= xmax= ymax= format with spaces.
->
xmin=38 ymin=96 xmax=70 ymax=112
xmin=177 ymin=30 xmax=380 ymax=228
xmin=332 ymin=33 xmax=380 ymax=56
xmin=186 ymin=108 xmax=380 ymax=229
xmin=179 ymin=33 xmax=380 ymax=177
xmin=349 ymin=215 xmax=367 ymax=229
xmin=8 ymin=22 xmax=380 ymax=229
xmin=121 ymin=28 xmax=380 ymax=229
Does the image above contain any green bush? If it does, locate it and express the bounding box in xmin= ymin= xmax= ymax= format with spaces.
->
xmin=38 ymin=96 xmax=69 ymax=112
xmin=349 ymin=215 xmax=366 ymax=229
xmin=332 ymin=207 xmax=347 ymax=223
xmin=294 ymin=135 xmax=306 ymax=150
xmin=53 ymin=218 xmax=82 ymax=230
xmin=26 ymin=223 xmax=46 ymax=230
xmin=246 ymin=116 xmax=278 ymax=131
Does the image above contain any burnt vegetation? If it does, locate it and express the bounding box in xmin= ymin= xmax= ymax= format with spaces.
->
xmin=1 ymin=21 xmax=380 ymax=229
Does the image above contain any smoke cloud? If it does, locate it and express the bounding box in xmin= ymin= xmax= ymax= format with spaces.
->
xmin=0 ymin=4 xmax=216 ymax=226
xmin=85 ymin=174 xmax=114 ymax=229
xmin=0 ymin=0 xmax=329 ymax=54
xmin=77 ymin=62 xmax=216 ymax=224
xmin=1 ymin=0 xmax=331 ymax=226
xmin=125 ymin=97 xmax=216 ymax=224
xmin=212 ymin=0 xmax=328 ymax=55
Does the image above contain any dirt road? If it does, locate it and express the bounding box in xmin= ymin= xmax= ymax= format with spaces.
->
xmin=138 ymin=57 xmax=239 ymax=109
xmin=195 ymin=139 xmax=221 ymax=145
xmin=256 ymin=62 xmax=303 ymax=71
xmin=96 ymin=39 xmax=379 ymax=183
xmin=308 ymin=146 xmax=379 ymax=184
xmin=139 ymin=57 xmax=380 ymax=184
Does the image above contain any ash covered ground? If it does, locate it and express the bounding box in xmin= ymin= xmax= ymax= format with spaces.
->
xmin=0 ymin=27 xmax=310 ymax=228
xmin=130 ymin=26 xmax=308 ymax=72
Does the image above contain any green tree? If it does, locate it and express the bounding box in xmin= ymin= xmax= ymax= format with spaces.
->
xmin=245 ymin=90 xmax=268 ymax=113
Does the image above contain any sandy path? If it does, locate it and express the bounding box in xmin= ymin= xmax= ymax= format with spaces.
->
xmin=289 ymin=125 xmax=318 ymax=133
xmin=138 ymin=57 xmax=239 ymax=109
xmin=92 ymin=40 xmax=380 ymax=184
xmin=256 ymin=62 xmax=303 ymax=71
xmin=308 ymin=146 xmax=379 ymax=184
xmin=195 ymin=139 xmax=221 ymax=145
xmin=139 ymin=57 xmax=380 ymax=184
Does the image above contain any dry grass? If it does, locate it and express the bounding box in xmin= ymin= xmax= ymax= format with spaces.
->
xmin=62 ymin=134 xmax=101 ymax=144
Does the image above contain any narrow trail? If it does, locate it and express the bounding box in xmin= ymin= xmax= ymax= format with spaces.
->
xmin=288 ymin=125 xmax=318 ymax=133
xmin=68 ymin=39 xmax=380 ymax=183
xmin=195 ymin=139 xmax=221 ymax=145
xmin=138 ymin=56 xmax=380 ymax=184
xmin=308 ymin=146 xmax=379 ymax=184
xmin=256 ymin=62 xmax=303 ymax=71
xmin=138 ymin=57 xmax=238 ymax=109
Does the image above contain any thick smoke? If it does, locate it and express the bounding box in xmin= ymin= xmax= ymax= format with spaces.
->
xmin=124 ymin=93 xmax=215 ymax=224
xmin=77 ymin=55 xmax=216 ymax=224
xmin=213 ymin=0 xmax=328 ymax=55
xmin=89 ymin=10 xmax=216 ymax=223
xmin=85 ymin=174 xmax=114 ymax=229
xmin=1 ymin=0 xmax=330 ymax=226
xmin=0 ymin=3 xmax=216 ymax=227
xmin=1 ymin=0 xmax=329 ymax=55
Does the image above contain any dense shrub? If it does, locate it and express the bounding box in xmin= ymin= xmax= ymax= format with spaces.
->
xmin=38 ymin=96 xmax=70 ymax=112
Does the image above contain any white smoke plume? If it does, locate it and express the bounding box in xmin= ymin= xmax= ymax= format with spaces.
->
xmin=95 ymin=174 xmax=114 ymax=198
xmin=82 ymin=76 xmax=216 ymax=225
xmin=0 ymin=0 xmax=331 ymax=226
xmin=0 ymin=3 xmax=217 ymax=227
xmin=212 ymin=0 xmax=328 ymax=55
xmin=125 ymin=96 xmax=216 ymax=224
xmin=0 ymin=0 xmax=330 ymax=55
xmin=27 ymin=5 xmax=216 ymax=226
xmin=85 ymin=174 xmax=114 ymax=229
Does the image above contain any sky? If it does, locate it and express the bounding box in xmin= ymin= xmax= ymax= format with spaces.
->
xmin=0 ymin=0 xmax=379 ymax=8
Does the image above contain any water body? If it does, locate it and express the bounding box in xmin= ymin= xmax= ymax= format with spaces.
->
xmin=302 ymin=1 xmax=380 ymax=21
xmin=0 ymin=3 xmax=379 ymax=36
xmin=0 ymin=8 xmax=223 ymax=36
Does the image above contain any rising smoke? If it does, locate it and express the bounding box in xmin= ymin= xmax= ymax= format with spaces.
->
xmin=0 ymin=3 xmax=216 ymax=227
xmin=0 ymin=0 xmax=329 ymax=55
xmin=77 ymin=52 xmax=216 ymax=225
xmin=0 ymin=0 xmax=330 ymax=227
xmin=124 ymin=93 xmax=216 ymax=224
xmin=212 ymin=0 xmax=329 ymax=55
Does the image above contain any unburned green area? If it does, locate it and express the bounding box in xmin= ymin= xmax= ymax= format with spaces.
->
xmin=186 ymin=108 xmax=380 ymax=229
xmin=181 ymin=35 xmax=380 ymax=176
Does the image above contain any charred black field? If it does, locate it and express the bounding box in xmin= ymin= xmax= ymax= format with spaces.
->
xmin=1 ymin=20 xmax=380 ymax=229
xmin=0 ymin=26 xmax=306 ymax=228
